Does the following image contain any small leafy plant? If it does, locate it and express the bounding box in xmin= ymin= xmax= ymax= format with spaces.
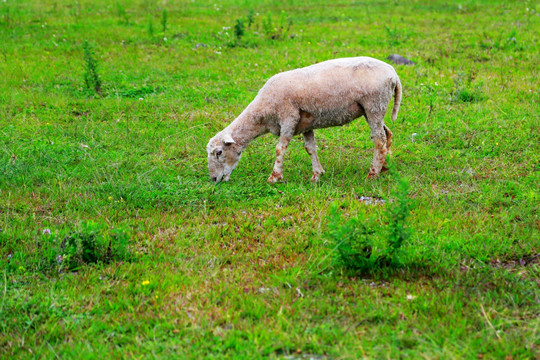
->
xmin=39 ymin=222 xmax=132 ymax=272
xmin=3 ymin=223 xmax=133 ymax=275
xmin=82 ymin=41 xmax=102 ymax=96
xmin=234 ymin=18 xmax=245 ymax=41
xmin=147 ymin=15 xmax=155 ymax=38
xmin=263 ymin=10 xmax=291 ymax=40
xmin=57 ymin=222 xmax=131 ymax=271
xmin=246 ymin=9 xmax=255 ymax=28
xmin=219 ymin=10 xmax=293 ymax=47
xmin=325 ymin=166 xmax=413 ymax=273
xmin=161 ymin=8 xmax=167 ymax=32
xmin=452 ymin=72 xmax=485 ymax=103
xmin=326 ymin=206 xmax=377 ymax=271
xmin=262 ymin=12 xmax=273 ymax=38
xmin=385 ymin=176 xmax=412 ymax=264
xmin=385 ymin=24 xmax=411 ymax=46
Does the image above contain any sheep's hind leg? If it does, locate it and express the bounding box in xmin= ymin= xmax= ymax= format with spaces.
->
xmin=303 ymin=130 xmax=325 ymax=182
xmin=381 ymin=124 xmax=393 ymax=173
xmin=365 ymin=111 xmax=389 ymax=179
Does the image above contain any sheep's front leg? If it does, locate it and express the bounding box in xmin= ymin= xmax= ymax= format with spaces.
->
xmin=303 ymin=130 xmax=325 ymax=182
xmin=268 ymin=135 xmax=292 ymax=184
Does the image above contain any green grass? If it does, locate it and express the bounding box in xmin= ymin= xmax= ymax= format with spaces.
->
xmin=1 ymin=0 xmax=539 ymax=358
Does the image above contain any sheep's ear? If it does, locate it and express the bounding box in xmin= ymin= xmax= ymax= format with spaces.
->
xmin=223 ymin=133 xmax=236 ymax=145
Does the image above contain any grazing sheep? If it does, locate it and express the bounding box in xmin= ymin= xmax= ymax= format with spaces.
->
xmin=206 ymin=56 xmax=402 ymax=183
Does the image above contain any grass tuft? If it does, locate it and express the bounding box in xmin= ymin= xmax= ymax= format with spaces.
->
xmin=161 ymin=8 xmax=167 ymax=33
xmin=116 ymin=1 xmax=129 ymax=24
xmin=82 ymin=41 xmax=102 ymax=96
xmin=147 ymin=14 xmax=154 ymax=38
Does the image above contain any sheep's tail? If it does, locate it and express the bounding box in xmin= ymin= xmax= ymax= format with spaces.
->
xmin=391 ymin=78 xmax=402 ymax=122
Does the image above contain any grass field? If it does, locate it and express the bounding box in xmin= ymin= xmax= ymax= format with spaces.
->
xmin=1 ymin=0 xmax=539 ymax=358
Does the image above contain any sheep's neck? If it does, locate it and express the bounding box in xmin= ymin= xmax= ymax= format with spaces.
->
xmin=226 ymin=112 xmax=266 ymax=149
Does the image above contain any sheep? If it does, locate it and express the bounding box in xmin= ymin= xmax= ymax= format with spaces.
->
xmin=206 ymin=56 xmax=402 ymax=183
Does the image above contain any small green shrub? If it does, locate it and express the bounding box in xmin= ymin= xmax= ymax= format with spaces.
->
xmin=325 ymin=168 xmax=413 ymax=273
xmin=82 ymin=41 xmax=102 ymax=96
xmin=420 ymin=82 xmax=440 ymax=119
xmin=220 ymin=17 xmax=249 ymax=47
xmin=234 ymin=18 xmax=245 ymax=40
xmin=219 ymin=10 xmax=293 ymax=47
xmin=3 ymin=223 xmax=133 ymax=275
xmin=452 ymin=72 xmax=485 ymax=103
xmin=453 ymin=87 xmax=485 ymax=103
xmin=262 ymin=12 xmax=273 ymax=38
xmin=326 ymin=206 xmax=376 ymax=271
xmin=147 ymin=15 xmax=154 ymax=38
xmin=58 ymin=222 xmax=131 ymax=271
xmin=385 ymin=177 xmax=412 ymax=263
xmin=161 ymin=9 xmax=167 ymax=32
xmin=246 ymin=9 xmax=255 ymax=28
xmin=263 ymin=11 xmax=291 ymax=40
xmin=8 ymin=222 xmax=130 ymax=274
xmin=385 ymin=25 xmax=411 ymax=46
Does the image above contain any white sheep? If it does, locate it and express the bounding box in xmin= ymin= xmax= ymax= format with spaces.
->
xmin=206 ymin=56 xmax=402 ymax=183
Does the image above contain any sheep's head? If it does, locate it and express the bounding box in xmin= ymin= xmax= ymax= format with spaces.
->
xmin=206 ymin=132 xmax=243 ymax=183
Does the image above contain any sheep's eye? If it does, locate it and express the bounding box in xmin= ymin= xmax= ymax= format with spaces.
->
xmin=216 ymin=150 xmax=223 ymax=157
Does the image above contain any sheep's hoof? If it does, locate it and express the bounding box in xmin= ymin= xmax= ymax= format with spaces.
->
xmin=367 ymin=170 xmax=379 ymax=179
xmin=311 ymin=171 xmax=324 ymax=183
xmin=268 ymin=172 xmax=283 ymax=184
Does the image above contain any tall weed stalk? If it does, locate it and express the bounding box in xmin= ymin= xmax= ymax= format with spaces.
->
xmin=82 ymin=41 xmax=102 ymax=96
xmin=161 ymin=9 xmax=167 ymax=32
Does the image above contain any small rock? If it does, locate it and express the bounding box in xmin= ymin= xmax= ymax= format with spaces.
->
xmin=357 ymin=195 xmax=386 ymax=206
xmin=387 ymin=54 xmax=415 ymax=66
